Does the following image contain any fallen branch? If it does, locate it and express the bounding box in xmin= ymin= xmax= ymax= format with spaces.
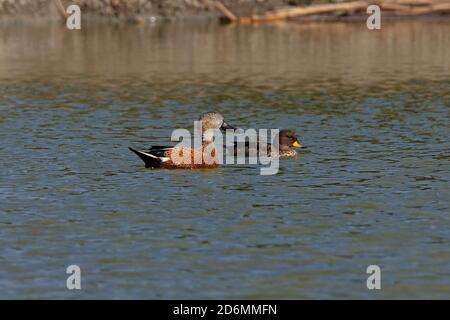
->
xmin=213 ymin=0 xmax=450 ymax=24
xmin=251 ymin=1 xmax=369 ymax=22
xmin=211 ymin=0 xmax=237 ymax=22
xmin=52 ymin=0 xmax=68 ymax=19
xmin=388 ymin=0 xmax=449 ymax=5
xmin=379 ymin=2 xmax=416 ymax=10
xmin=393 ymin=2 xmax=450 ymax=14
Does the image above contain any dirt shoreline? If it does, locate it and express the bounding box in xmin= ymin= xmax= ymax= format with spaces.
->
xmin=0 ymin=0 xmax=313 ymax=20
xmin=0 ymin=0 xmax=448 ymax=22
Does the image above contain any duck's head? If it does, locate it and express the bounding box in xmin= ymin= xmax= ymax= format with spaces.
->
xmin=278 ymin=129 xmax=302 ymax=150
xmin=199 ymin=111 xmax=236 ymax=134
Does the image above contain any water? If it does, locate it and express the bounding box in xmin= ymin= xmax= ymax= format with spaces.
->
xmin=0 ymin=20 xmax=449 ymax=299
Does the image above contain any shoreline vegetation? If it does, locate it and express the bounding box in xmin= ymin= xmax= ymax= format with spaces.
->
xmin=0 ymin=0 xmax=449 ymax=23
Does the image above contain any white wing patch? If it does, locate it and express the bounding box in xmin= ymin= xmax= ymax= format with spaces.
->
xmin=139 ymin=150 xmax=159 ymax=159
xmin=139 ymin=150 xmax=170 ymax=162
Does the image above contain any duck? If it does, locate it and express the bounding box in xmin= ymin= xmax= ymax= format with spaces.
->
xmin=129 ymin=111 xmax=236 ymax=169
xmin=232 ymin=129 xmax=303 ymax=158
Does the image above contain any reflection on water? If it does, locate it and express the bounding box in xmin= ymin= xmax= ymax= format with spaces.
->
xmin=1 ymin=20 xmax=450 ymax=84
xmin=0 ymin=20 xmax=449 ymax=299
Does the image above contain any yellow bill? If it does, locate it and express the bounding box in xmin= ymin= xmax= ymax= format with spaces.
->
xmin=292 ymin=141 xmax=302 ymax=148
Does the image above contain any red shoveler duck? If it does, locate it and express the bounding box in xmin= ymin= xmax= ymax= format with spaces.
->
xmin=129 ymin=112 xmax=236 ymax=169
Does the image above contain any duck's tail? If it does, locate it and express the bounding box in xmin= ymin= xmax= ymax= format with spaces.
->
xmin=128 ymin=147 xmax=162 ymax=168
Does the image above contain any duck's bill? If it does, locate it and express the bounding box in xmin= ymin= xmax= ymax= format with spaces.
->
xmin=220 ymin=121 xmax=237 ymax=132
xmin=292 ymin=141 xmax=303 ymax=148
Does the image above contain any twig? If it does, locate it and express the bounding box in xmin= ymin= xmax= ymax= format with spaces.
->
xmin=393 ymin=2 xmax=450 ymax=14
xmin=387 ymin=0 xmax=448 ymax=5
xmin=210 ymin=0 xmax=237 ymax=22
xmin=52 ymin=0 xmax=68 ymax=19
xmin=380 ymin=2 xmax=415 ymax=10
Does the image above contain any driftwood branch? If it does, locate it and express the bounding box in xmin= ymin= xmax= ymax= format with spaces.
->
xmin=370 ymin=0 xmax=450 ymax=12
xmin=212 ymin=0 xmax=450 ymax=24
xmin=393 ymin=2 xmax=450 ymax=14
xmin=52 ymin=0 xmax=68 ymax=19
xmin=251 ymin=1 xmax=369 ymax=22
xmin=390 ymin=0 xmax=450 ymax=5
xmin=212 ymin=0 xmax=238 ymax=22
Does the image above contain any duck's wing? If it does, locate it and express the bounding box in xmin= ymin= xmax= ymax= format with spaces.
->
xmin=148 ymin=145 xmax=175 ymax=157
xmin=129 ymin=147 xmax=170 ymax=168
xmin=149 ymin=146 xmax=174 ymax=150
xmin=231 ymin=141 xmax=272 ymax=156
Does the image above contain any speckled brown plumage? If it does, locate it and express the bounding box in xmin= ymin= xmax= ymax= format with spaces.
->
xmin=233 ymin=129 xmax=302 ymax=158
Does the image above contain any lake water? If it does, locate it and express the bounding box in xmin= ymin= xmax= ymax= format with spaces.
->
xmin=0 ymin=20 xmax=449 ymax=299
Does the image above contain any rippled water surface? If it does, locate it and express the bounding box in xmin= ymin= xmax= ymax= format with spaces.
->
xmin=0 ymin=20 xmax=449 ymax=299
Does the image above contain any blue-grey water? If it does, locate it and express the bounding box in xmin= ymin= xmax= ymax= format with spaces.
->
xmin=0 ymin=20 xmax=449 ymax=299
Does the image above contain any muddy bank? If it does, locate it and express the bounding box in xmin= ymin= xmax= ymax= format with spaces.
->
xmin=1 ymin=0 xmax=448 ymax=22
xmin=0 ymin=0 xmax=320 ymax=20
